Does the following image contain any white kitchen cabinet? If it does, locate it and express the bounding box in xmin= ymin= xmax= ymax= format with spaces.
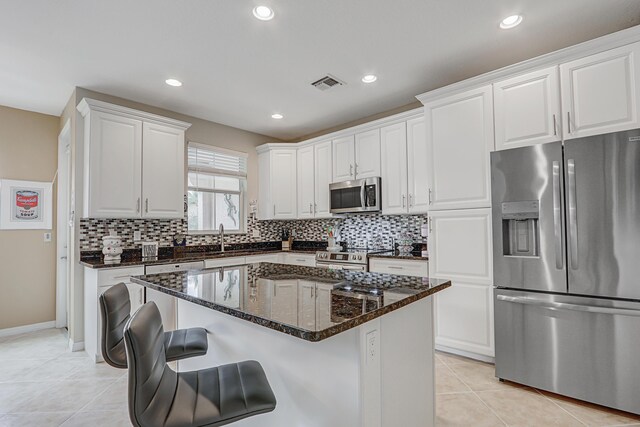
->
xmin=428 ymin=208 xmax=493 ymax=284
xmin=380 ymin=122 xmax=408 ymax=215
xmin=434 ymin=281 xmax=494 ymax=357
xmin=283 ymin=252 xmax=316 ymax=267
xmin=332 ymin=135 xmax=355 ymax=182
xmin=315 ymin=283 xmax=334 ymax=330
xmin=424 ymin=85 xmax=494 ymax=210
xmin=406 ymin=116 xmax=430 ymax=214
xmin=204 ymin=257 xmax=246 ymax=268
xmin=84 ymin=266 xmax=145 ymax=362
xmin=297 ymin=145 xmax=315 ymax=219
xmin=369 ymin=258 xmax=429 ymax=277
xmin=354 ymin=129 xmax=381 ymax=179
xmin=314 ymin=141 xmax=333 ymax=218
xmin=78 ymin=98 xmax=190 ymax=219
xmin=493 ymin=66 xmax=561 ymax=150
xmin=561 ymin=42 xmax=640 ymax=140
xmin=298 ymin=280 xmax=316 ymax=330
xmin=271 ymin=279 xmax=298 ymax=325
xmin=244 ymin=253 xmax=283 ymax=264
xmin=141 ymin=122 xmax=185 ymax=218
xmin=82 ymin=110 xmax=143 ymax=218
xmin=257 ymin=148 xmax=297 ymax=220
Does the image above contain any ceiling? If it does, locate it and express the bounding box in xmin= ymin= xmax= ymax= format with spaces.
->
xmin=1 ymin=1 xmax=640 ymax=141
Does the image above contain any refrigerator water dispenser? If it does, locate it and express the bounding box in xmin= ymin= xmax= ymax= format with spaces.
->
xmin=501 ymin=201 xmax=539 ymax=257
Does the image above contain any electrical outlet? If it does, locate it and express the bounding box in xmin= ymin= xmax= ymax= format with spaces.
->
xmin=366 ymin=330 xmax=378 ymax=364
xmin=43 ymin=232 xmax=52 ymax=242
xmin=252 ymin=229 xmax=260 ymax=238
xmin=134 ymin=230 xmax=142 ymax=241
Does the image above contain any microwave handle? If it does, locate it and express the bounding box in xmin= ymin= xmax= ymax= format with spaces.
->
xmin=360 ymin=181 xmax=366 ymax=208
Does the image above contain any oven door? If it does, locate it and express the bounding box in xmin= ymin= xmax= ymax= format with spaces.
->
xmin=329 ymin=177 xmax=381 ymax=213
xmin=315 ymin=262 xmax=367 ymax=271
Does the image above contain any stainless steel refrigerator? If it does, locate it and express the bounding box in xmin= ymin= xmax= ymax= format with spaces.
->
xmin=491 ymin=129 xmax=640 ymax=414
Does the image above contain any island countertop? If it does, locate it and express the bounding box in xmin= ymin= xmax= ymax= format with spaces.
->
xmin=131 ymin=262 xmax=450 ymax=342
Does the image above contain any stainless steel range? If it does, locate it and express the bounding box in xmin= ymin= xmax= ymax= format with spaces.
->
xmin=315 ymin=248 xmax=390 ymax=271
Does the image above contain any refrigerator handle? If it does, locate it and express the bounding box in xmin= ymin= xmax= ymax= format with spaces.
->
xmin=497 ymin=295 xmax=640 ymax=317
xmin=567 ymin=159 xmax=578 ymax=270
xmin=552 ymin=161 xmax=563 ymax=269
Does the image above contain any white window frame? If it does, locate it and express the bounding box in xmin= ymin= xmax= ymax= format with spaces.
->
xmin=187 ymin=142 xmax=248 ymax=235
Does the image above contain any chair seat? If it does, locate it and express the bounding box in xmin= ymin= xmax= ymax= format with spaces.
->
xmin=158 ymin=360 xmax=277 ymax=427
xmin=164 ymin=327 xmax=208 ymax=362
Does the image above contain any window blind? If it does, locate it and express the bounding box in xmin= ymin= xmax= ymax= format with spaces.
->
xmin=188 ymin=142 xmax=247 ymax=178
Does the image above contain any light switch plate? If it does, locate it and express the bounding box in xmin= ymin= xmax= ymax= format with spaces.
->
xmin=134 ymin=230 xmax=142 ymax=241
xmin=252 ymin=229 xmax=260 ymax=238
xmin=43 ymin=232 xmax=52 ymax=242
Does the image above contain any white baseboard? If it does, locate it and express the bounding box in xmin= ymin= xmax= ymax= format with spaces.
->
xmin=0 ymin=321 xmax=56 ymax=338
xmin=68 ymin=339 xmax=85 ymax=352
xmin=436 ymin=344 xmax=495 ymax=364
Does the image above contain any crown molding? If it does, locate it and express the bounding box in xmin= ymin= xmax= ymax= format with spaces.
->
xmin=77 ymin=98 xmax=192 ymax=130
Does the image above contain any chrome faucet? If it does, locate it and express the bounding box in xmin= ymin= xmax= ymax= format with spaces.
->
xmin=219 ymin=223 xmax=225 ymax=253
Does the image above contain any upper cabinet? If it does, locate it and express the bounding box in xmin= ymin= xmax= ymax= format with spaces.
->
xmin=561 ymin=42 xmax=640 ymax=140
xmin=380 ymin=122 xmax=408 ymax=215
xmin=313 ymin=141 xmax=333 ymax=218
xmin=296 ymin=145 xmax=315 ymax=219
xmin=406 ymin=116 xmax=429 ymax=214
xmin=258 ymin=148 xmax=297 ymax=220
xmin=424 ymin=85 xmax=494 ymax=211
xmin=77 ymin=98 xmax=190 ymax=219
xmin=332 ymin=130 xmax=381 ymax=183
xmin=493 ymin=66 xmax=561 ymax=150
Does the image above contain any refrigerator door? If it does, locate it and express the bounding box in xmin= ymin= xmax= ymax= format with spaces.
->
xmin=495 ymin=288 xmax=640 ymax=415
xmin=491 ymin=142 xmax=567 ymax=292
xmin=565 ymin=130 xmax=640 ymax=300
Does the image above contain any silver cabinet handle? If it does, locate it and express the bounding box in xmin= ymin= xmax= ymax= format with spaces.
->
xmin=567 ymin=112 xmax=571 ymax=134
xmin=388 ymin=266 xmax=404 ymax=270
xmin=497 ymin=295 xmax=640 ymax=317
xmin=409 ymin=194 xmax=413 ymax=208
xmin=567 ymin=159 xmax=578 ymax=270
xmin=402 ymin=194 xmax=406 ymax=208
xmin=314 ymin=203 xmax=317 ymax=214
xmin=145 ymin=198 xmax=149 ymax=213
xmin=113 ymin=275 xmax=131 ymax=280
xmin=552 ymin=161 xmax=563 ymax=269
xmin=553 ymin=114 xmax=557 ymax=136
xmin=349 ymin=164 xmax=354 ymax=177
xmin=309 ymin=203 xmax=313 ymax=214
xmin=428 ymin=188 xmax=432 ymax=205
xmin=354 ymin=163 xmax=358 ymax=176
xmin=136 ymin=197 xmax=140 ymax=213
xmin=273 ymin=204 xmax=276 ymax=216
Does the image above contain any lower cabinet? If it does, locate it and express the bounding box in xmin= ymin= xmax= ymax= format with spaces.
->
xmin=84 ymin=266 xmax=145 ymax=362
xmin=369 ymin=258 xmax=429 ymax=277
xmin=282 ymin=252 xmax=316 ymax=267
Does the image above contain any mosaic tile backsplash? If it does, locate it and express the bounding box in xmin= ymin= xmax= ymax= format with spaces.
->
xmin=79 ymin=213 xmax=428 ymax=251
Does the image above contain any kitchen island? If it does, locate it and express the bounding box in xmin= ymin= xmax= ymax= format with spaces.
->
xmin=132 ymin=262 xmax=450 ymax=427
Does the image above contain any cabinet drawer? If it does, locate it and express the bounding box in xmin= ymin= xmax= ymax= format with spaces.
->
xmin=369 ymin=258 xmax=429 ymax=277
xmin=97 ymin=266 xmax=145 ymax=287
xmin=284 ymin=253 xmax=316 ymax=267
xmin=145 ymin=261 xmax=204 ymax=274
xmin=204 ymin=257 xmax=246 ymax=268
xmin=245 ymin=254 xmax=282 ymax=264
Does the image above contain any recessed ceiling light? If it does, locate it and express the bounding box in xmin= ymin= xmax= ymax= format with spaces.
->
xmin=253 ymin=6 xmax=274 ymax=21
xmin=271 ymin=113 xmax=283 ymax=119
xmin=500 ymin=14 xmax=523 ymax=29
xmin=362 ymin=74 xmax=378 ymax=83
xmin=165 ymin=78 xmax=182 ymax=87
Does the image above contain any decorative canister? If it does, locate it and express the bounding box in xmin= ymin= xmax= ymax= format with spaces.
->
xmin=102 ymin=235 xmax=123 ymax=262
xmin=15 ymin=190 xmax=40 ymax=220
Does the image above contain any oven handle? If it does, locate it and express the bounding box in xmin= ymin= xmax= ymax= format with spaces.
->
xmin=497 ymin=295 xmax=640 ymax=317
xmin=360 ymin=181 xmax=366 ymax=209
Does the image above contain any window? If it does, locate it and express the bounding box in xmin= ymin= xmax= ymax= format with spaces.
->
xmin=187 ymin=143 xmax=247 ymax=234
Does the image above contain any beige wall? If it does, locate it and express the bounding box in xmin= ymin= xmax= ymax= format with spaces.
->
xmin=0 ymin=105 xmax=59 ymax=330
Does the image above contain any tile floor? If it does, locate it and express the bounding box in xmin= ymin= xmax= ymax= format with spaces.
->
xmin=1 ymin=328 xmax=639 ymax=426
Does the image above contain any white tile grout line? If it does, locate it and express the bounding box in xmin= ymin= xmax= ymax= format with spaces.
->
xmin=438 ymin=360 xmax=509 ymax=426
xmin=532 ymin=388 xmax=588 ymax=426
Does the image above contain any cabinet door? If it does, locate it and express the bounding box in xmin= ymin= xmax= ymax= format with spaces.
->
xmin=296 ymin=145 xmax=315 ymax=219
xmin=406 ymin=116 xmax=429 ymax=214
xmin=142 ymin=122 xmax=185 ymax=218
xmin=314 ymin=141 xmax=333 ymax=218
xmin=380 ymin=122 xmax=408 ymax=215
xmin=332 ymin=135 xmax=355 ymax=182
xmin=298 ymin=280 xmax=316 ymax=330
xmin=561 ymin=42 xmax=640 ymax=140
xmin=428 ymin=208 xmax=493 ymax=284
xmin=271 ymin=149 xmax=297 ymax=219
xmin=315 ymin=283 xmax=334 ymax=330
xmin=424 ymin=85 xmax=494 ymax=210
xmin=354 ymin=129 xmax=381 ymax=179
xmin=87 ymin=111 xmax=142 ymax=218
xmin=434 ymin=281 xmax=494 ymax=357
xmin=494 ymin=66 xmax=561 ymax=150
xmin=271 ymin=279 xmax=298 ymax=325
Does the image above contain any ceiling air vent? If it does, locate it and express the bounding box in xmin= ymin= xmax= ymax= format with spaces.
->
xmin=311 ymin=74 xmax=345 ymax=91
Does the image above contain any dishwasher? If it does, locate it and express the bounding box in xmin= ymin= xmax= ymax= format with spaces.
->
xmin=144 ymin=261 xmax=204 ymax=331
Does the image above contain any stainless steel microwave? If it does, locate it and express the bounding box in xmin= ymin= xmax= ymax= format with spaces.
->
xmin=329 ymin=177 xmax=381 ymax=214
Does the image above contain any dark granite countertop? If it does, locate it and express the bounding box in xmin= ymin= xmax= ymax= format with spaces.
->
xmin=80 ymin=241 xmax=328 ymax=269
xmin=368 ymin=251 xmax=429 ymax=261
xmin=131 ymin=262 xmax=450 ymax=342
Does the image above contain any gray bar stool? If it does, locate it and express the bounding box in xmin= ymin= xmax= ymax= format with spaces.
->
xmin=124 ymin=302 xmax=277 ymax=427
xmin=99 ymin=283 xmax=208 ymax=368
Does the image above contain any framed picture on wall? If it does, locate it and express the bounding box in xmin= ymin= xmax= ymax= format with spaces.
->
xmin=0 ymin=179 xmax=53 ymax=230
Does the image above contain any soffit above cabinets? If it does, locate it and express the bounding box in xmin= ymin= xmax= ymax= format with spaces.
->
xmin=1 ymin=0 xmax=640 ymax=140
